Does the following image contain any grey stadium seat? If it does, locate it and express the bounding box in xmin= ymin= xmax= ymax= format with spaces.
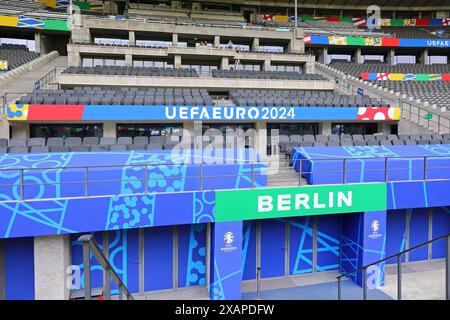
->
xmin=109 ymin=144 xmax=127 ymax=151
xmin=9 ymin=138 xmax=26 ymax=147
xmin=65 ymin=137 xmax=82 ymax=147
xmin=27 ymin=138 xmax=46 ymax=147
xmin=83 ymin=137 xmax=99 ymax=146
xmin=30 ymin=146 xmax=49 ymax=153
xmin=47 ymin=137 xmax=64 ymax=147
xmin=117 ymin=137 xmax=132 ymax=145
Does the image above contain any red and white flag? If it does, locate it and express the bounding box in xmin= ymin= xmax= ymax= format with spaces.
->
xmin=353 ymin=17 xmax=366 ymax=26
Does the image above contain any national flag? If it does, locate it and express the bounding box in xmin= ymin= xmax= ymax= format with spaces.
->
xmin=329 ymin=36 xmax=348 ymax=45
xmin=304 ymin=35 xmax=312 ymax=44
xmin=415 ymin=19 xmax=429 ymax=26
xmin=381 ymin=38 xmax=400 ymax=47
xmin=0 ymin=60 xmax=8 ymax=71
xmin=262 ymin=15 xmax=275 ymax=21
xmin=403 ymin=19 xmax=416 ymax=26
xmin=389 ymin=74 xmax=404 ymax=81
xmin=376 ymin=73 xmax=390 ymax=81
xmin=353 ymin=17 xmax=366 ymax=26
xmin=18 ymin=17 xmax=44 ymax=29
xmin=428 ymin=74 xmax=442 ymax=81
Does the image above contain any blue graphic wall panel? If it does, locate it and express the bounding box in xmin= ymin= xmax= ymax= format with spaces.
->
xmin=385 ymin=209 xmax=407 ymax=264
xmin=340 ymin=211 xmax=386 ymax=287
xmin=388 ymin=180 xmax=450 ymax=210
xmin=178 ymin=224 xmax=207 ymax=288
xmin=293 ymin=144 xmax=450 ymax=185
xmin=144 ymin=226 xmax=173 ymax=291
xmin=122 ymin=228 xmax=139 ymax=293
xmin=242 ymin=221 xmax=256 ymax=280
xmin=289 ymin=217 xmax=313 ymax=274
xmin=71 ymin=232 xmax=104 ymax=291
xmin=0 ymin=149 xmax=266 ymax=239
xmin=71 ymin=229 xmax=140 ymax=294
xmin=5 ymin=237 xmax=34 ymax=300
xmin=316 ymin=214 xmax=340 ymax=272
xmin=409 ymin=208 xmax=429 ymax=262
xmin=210 ymin=221 xmax=243 ymax=300
xmin=261 ymin=219 xmax=285 ymax=278
xmin=340 ymin=212 xmax=364 ymax=284
xmin=432 ymin=207 xmax=450 ymax=259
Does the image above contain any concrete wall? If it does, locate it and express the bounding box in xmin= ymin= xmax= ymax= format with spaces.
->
xmin=10 ymin=123 xmax=29 ymax=139
xmin=67 ymin=43 xmax=313 ymax=67
xmin=0 ymin=118 xmax=10 ymax=139
xmin=57 ymin=74 xmax=335 ymax=91
xmin=34 ymin=235 xmax=71 ymax=300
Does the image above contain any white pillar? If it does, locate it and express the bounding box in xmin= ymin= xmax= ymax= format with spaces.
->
xmin=214 ymin=35 xmax=220 ymax=48
xmin=221 ymin=57 xmax=229 ymax=70
xmin=34 ymin=235 xmax=71 ymax=300
xmin=129 ymin=31 xmax=136 ymax=46
xmin=0 ymin=118 xmax=10 ymax=139
xmin=320 ymin=47 xmax=328 ymax=64
xmin=34 ymin=32 xmax=42 ymax=55
xmin=252 ymin=38 xmax=259 ymax=52
xmin=263 ymin=60 xmax=271 ymax=71
xmin=355 ymin=48 xmax=363 ymax=64
xmin=10 ymin=123 xmax=29 ymax=139
xmin=174 ymin=55 xmax=182 ymax=69
xmin=125 ymin=54 xmax=133 ymax=67
xmin=387 ymin=48 xmax=396 ymax=65
xmin=320 ymin=122 xmax=332 ymax=135
xmin=172 ymin=33 xmax=178 ymax=47
xmin=103 ymin=122 xmax=117 ymax=138
xmin=421 ymin=49 xmax=429 ymax=65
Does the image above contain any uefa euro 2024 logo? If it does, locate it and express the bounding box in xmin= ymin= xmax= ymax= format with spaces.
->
xmin=371 ymin=220 xmax=380 ymax=233
xmin=224 ymin=232 xmax=234 ymax=244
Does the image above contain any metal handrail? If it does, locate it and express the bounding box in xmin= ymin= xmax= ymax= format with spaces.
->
xmin=316 ymin=62 xmax=450 ymax=133
xmin=337 ymin=232 xmax=450 ymax=300
xmin=0 ymin=155 xmax=448 ymax=202
xmin=77 ymin=234 xmax=134 ymax=300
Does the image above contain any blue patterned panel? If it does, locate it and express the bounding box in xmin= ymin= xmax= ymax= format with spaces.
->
xmin=242 ymin=221 xmax=256 ymax=280
xmin=144 ymin=226 xmax=174 ymax=291
xmin=409 ymin=208 xmax=429 ymax=262
xmin=260 ymin=219 xmax=285 ymax=278
xmin=209 ymin=221 xmax=243 ymax=300
xmin=71 ymin=229 xmax=138 ymax=294
xmin=0 ymin=153 xmax=73 ymax=201
xmin=340 ymin=212 xmax=364 ymax=284
xmin=5 ymin=237 xmax=34 ymax=300
xmin=432 ymin=207 xmax=450 ymax=259
xmin=293 ymin=145 xmax=450 ymax=185
xmin=289 ymin=217 xmax=313 ymax=275
xmin=71 ymin=232 xmax=105 ymax=291
xmin=385 ymin=210 xmax=407 ymax=264
xmin=316 ymin=214 xmax=340 ymax=272
xmin=178 ymin=224 xmax=207 ymax=287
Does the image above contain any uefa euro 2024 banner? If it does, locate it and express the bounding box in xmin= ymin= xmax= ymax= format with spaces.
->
xmin=7 ymin=104 xmax=401 ymax=121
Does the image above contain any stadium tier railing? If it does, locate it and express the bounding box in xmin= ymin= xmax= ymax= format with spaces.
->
xmin=337 ymin=232 xmax=450 ymax=300
xmin=0 ymin=154 xmax=448 ymax=202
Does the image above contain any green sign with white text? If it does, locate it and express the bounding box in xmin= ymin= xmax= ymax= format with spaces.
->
xmin=215 ymin=183 xmax=387 ymax=222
